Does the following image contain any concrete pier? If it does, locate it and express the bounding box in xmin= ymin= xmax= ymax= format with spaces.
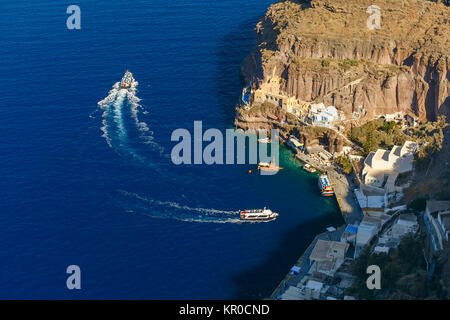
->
xmin=294 ymin=150 xmax=362 ymax=224
xmin=268 ymin=148 xmax=363 ymax=300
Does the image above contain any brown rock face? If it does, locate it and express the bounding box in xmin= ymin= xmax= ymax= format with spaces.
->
xmin=234 ymin=103 xmax=346 ymax=152
xmin=241 ymin=0 xmax=450 ymax=122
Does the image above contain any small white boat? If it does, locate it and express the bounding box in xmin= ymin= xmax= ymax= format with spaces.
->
xmin=303 ymin=163 xmax=316 ymax=173
xmin=258 ymin=162 xmax=282 ymax=173
xmin=258 ymin=137 xmax=271 ymax=143
xmin=240 ymin=207 xmax=279 ymax=221
xmin=286 ymin=135 xmax=303 ymax=153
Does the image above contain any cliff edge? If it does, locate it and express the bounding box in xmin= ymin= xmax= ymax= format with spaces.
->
xmin=241 ymin=0 xmax=449 ymax=123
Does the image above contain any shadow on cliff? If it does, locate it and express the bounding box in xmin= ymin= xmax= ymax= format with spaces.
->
xmin=214 ymin=17 xmax=260 ymax=126
xmin=231 ymin=213 xmax=345 ymax=299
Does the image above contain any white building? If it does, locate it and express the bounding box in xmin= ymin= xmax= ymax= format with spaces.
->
xmin=362 ymin=141 xmax=418 ymax=193
xmin=304 ymin=280 xmax=324 ymax=300
xmin=354 ymin=187 xmax=387 ymax=211
xmin=341 ymin=224 xmax=358 ymax=244
xmin=310 ymin=105 xmax=339 ymax=127
xmin=354 ymin=214 xmax=389 ymax=258
xmin=382 ymin=112 xmax=404 ymax=121
xmin=309 ymin=240 xmax=349 ymax=277
xmin=391 ymin=214 xmax=418 ymax=239
xmin=374 ymin=246 xmax=390 ymax=254
xmin=426 ymin=200 xmax=450 ymax=251
xmin=280 ymin=279 xmax=325 ymax=300
xmin=355 ymin=221 xmax=378 ymax=256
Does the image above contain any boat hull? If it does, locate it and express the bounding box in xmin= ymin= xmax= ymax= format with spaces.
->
xmin=240 ymin=216 xmax=278 ymax=221
xmin=318 ymin=174 xmax=334 ymax=196
xmin=239 ymin=210 xmax=279 ymax=221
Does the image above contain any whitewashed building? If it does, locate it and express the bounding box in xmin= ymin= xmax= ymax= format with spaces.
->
xmin=391 ymin=214 xmax=418 ymax=239
xmin=362 ymin=141 xmax=418 ymax=193
xmin=309 ymin=240 xmax=349 ymax=277
xmin=310 ymin=105 xmax=339 ymax=127
xmin=426 ymin=200 xmax=450 ymax=251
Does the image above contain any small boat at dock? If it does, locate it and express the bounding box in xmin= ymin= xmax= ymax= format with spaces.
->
xmin=258 ymin=137 xmax=271 ymax=143
xmin=286 ymin=136 xmax=304 ymax=153
xmin=240 ymin=207 xmax=279 ymax=221
xmin=303 ymin=163 xmax=316 ymax=173
xmin=258 ymin=161 xmax=282 ymax=173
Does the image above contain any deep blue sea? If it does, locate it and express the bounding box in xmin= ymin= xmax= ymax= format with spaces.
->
xmin=0 ymin=0 xmax=343 ymax=299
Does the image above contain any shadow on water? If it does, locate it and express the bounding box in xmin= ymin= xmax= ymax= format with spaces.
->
xmin=215 ymin=17 xmax=260 ymax=127
xmin=232 ymin=213 xmax=345 ymax=299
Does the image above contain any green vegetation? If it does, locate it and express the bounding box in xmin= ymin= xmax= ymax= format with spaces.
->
xmin=382 ymin=120 xmax=396 ymax=134
xmin=301 ymin=125 xmax=331 ymax=136
xmin=321 ymin=59 xmax=330 ymax=67
xmin=335 ymin=156 xmax=353 ymax=174
xmin=350 ymin=116 xmax=447 ymax=162
xmin=408 ymin=115 xmax=447 ymax=171
xmin=350 ymin=118 xmax=407 ymax=155
xmin=347 ymin=233 xmax=429 ymax=299
xmin=339 ymin=59 xmax=359 ymax=68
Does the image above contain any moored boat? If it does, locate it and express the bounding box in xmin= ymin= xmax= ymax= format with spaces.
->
xmin=286 ymin=135 xmax=304 ymax=153
xmin=303 ymin=163 xmax=317 ymax=173
xmin=240 ymin=207 xmax=279 ymax=221
xmin=258 ymin=137 xmax=272 ymax=143
xmin=318 ymin=173 xmax=334 ymax=196
xmin=258 ymin=161 xmax=282 ymax=173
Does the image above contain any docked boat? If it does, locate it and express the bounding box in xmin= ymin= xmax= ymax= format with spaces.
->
xmin=120 ymin=70 xmax=134 ymax=89
xmin=258 ymin=161 xmax=281 ymax=173
xmin=318 ymin=174 xmax=334 ymax=196
xmin=258 ymin=137 xmax=272 ymax=144
xmin=240 ymin=207 xmax=279 ymax=221
xmin=303 ymin=163 xmax=317 ymax=173
xmin=286 ymin=136 xmax=304 ymax=153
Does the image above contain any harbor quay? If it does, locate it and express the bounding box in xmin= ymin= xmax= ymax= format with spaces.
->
xmin=270 ymin=226 xmax=346 ymax=300
xmin=291 ymin=141 xmax=363 ymax=225
xmin=269 ymin=137 xmax=363 ymax=300
xmin=327 ymin=169 xmax=362 ymax=225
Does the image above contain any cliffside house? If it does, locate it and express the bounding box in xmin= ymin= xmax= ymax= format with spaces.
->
xmin=381 ymin=112 xmax=404 ymax=121
xmin=309 ymin=240 xmax=349 ymax=277
xmin=280 ymin=279 xmax=324 ymax=300
xmin=391 ymin=214 xmax=418 ymax=239
xmin=426 ymin=200 xmax=450 ymax=251
xmin=405 ymin=114 xmax=417 ymax=127
xmin=354 ymin=214 xmax=390 ymax=258
xmin=340 ymin=224 xmax=358 ymax=245
xmin=308 ymin=103 xmax=339 ymax=127
xmin=240 ymin=75 xmax=310 ymax=115
xmin=355 ymin=220 xmax=378 ymax=258
xmin=362 ymin=141 xmax=418 ymax=193
xmin=354 ymin=187 xmax=387 ymax=212
xmin=250 ymin=76 xmax=305 ymax=114
xmin=374 ymin=213 xmax=418 ymax=255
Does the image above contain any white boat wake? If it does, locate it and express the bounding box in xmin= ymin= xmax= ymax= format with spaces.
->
xmin=96 ymin=80 xmax=164 ymax=161
xmin=118 ymin=190 xmax=243 ymax=224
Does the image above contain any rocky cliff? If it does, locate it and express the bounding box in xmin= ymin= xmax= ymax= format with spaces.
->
xmin=240 ymin=0 xmax=449 ymax=123
xmin=236 ymin=102 xmax=347 ymax=152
